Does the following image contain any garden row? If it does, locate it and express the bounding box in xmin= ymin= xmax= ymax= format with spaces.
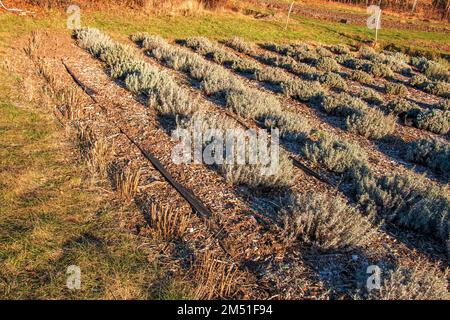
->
xmin=264 ymin=41 xmax=450 ymax=100
xmin=75 ymin=28 xmax=382 ymax=253
xmin=132 ymin=33 xmax=449 ymax=244
xmin=184 ymin=36 xmax=399 ymax=140
xmin=180 ymin=36 xmax=449 ymax=181
xmin=74 ymin=28 xmax=300 ymax=192
xmin=71 ymin=28 xmax=448 ymax=299
xmin=225 ymin=38 xmax=450 ymax=136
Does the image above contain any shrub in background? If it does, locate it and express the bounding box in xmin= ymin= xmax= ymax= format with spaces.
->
xmin=423 ymin=61 xmax=450 ymax=82
xmin=415 ymin=109 xmax=450 ymax=135
xmin=318 ymin=72 xmax=348 ymax=92
xmin=423 ymin=81 xmax=449 ymax=98
xmin=351 ymin=168 xmax=449 ymax=242
xmin=225 ymin=87 xmax=282 ymax=119
xmin=386 ymin=98 xmax=420 ymax=115
xmin=329 ymin=44 xmax=350 ymax=55
xmin=315 ymin=56 xmax=340 ymax=72
xmin=76 ymin=28 xmax=195 ymax=118
xmin=281 ymin=79 xmax=324 ymax=102
xmin=358 ymin=88 xmax=384 ymax=105
xmin=302 ymin=134 xmax=368 ymax=174
xmin=406 ymin=139 xmax=450 ymax=180
xmin=348 ymin=70 xmax=374 ymax=85
xmin=367 ymin=259 xmax=448 ymax=300
xmin=225 ymin=36 xmax=255 ymax=54
xmin=434 ymin=99 xmax=449 ymax=111
xmin=410 ymin=73 xmax=450 ymax=98
xmin=364 ymin=62 xmax=395 ymax=78
xmin=315 ymin=46 xmax=334 ymax=58
xmin=411 ymin=57 xmax=450 ymax=82
xmin=255 ymin=67 xmax=290 ymax=85
xmin=385 ymin=82 xmax=409 ymax=96
xmin=320 ymin=93 xmax=367 ymax=117
xmin=289 ymin=62 xmax=320 ymax=81
xmin=359 ymin=46 xmax=376 ymax=60
xmin=340 ymin=55 xmax=366 ymax=71
xmin=281 ymin=192 xmax=375 ymax=251
xmin=264 ymin=112 xmax=312 ymax=142
xmin=381 ymin=52 xmax=413 ymax=75
xmin=347 ymin=108 xmax=396 ymax=140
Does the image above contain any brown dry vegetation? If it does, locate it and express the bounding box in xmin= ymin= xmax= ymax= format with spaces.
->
xmin=13 ymin=0 xmax=450 ymax=21
xmin=19 ymin=0 xmax=229 ymax=11
xmin=0 ymin=50 xmax=190 ymax=300
xmin=320 ymin=0 xmax=450 ymax=20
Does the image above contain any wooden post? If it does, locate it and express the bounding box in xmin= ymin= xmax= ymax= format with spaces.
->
xmin=375 ymin=8 xmax=381 ymax=44
xmin=411 ymin=0 xmax=418 ymax=13
xmin=285 ymin=1 xmax=295 ymax=30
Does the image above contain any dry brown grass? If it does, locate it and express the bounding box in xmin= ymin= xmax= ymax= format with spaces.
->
xmin=21 ymin=0 xmax=228 ymax=13
xmin=23 ymin=33 xmax=85 ymax=121
xmin=148 ymin=203 xmax=189 ymax=241
xmin=115 ymin=166 xmax=141 ymax=202
xmin=19 ymin=76 xmax=36 ymax=102
xmin=135 ymin=0 xmax=205 ymax=15
xmin=57 ymin=88 xmax=83 ymax=120
xmin=87 ymin=137 xmax=111 ymax=178
xmin=23 ymin=31 xmax=40 ymax=59
xmin=192 ymin=250 xmax=241 ymax=299
xmin=307 ymin=0 xmax=449 ymax=20
xmin=75 ymin=124 xmax=113 ymax=178
xmin=0 ymin=42 xmax=189 ymax=299
xmin=35 ymin=59 xmax=57 ymax=94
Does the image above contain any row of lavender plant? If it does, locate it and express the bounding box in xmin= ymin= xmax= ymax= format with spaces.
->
xmin=132 ymin=33 xmax=449 ymax=243
xmin=74 ymin=28 xmax=294 ymax=190
xmin=227 ymin=38 xmax=449 ymax=135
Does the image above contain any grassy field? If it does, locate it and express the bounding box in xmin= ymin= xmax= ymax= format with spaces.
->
xmin=0 ymin=6 xmax=449 ymax=56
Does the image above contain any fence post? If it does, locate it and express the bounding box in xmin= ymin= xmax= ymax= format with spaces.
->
xmin=285 ymin=1 xmax=295 ymax=30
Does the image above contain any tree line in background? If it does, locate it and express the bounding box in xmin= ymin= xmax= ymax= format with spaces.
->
xmin=21 ymin=0 xmax=229 ymax=10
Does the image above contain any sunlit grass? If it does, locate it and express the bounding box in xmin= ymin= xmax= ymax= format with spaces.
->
xmin=0 ymin=68 xmax=189 ymax=299
xmin=1 ymin=8 xmax=448 ymax=56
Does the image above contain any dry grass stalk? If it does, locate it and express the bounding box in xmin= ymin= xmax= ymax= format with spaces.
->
xmin=148 ymin=203 xmax=189 ymax=241
xmin=30 ymin=49 xmax=83 ymax=120
xmin=76 ymin=124 xmax=112 ymax=178
xmin=115 ymin=167 xmax=141 ymax=202
xmin=88 ymin=137 xmax=111 ymax=178
xmin=21 ymin=76 xmax=35 ymax=102
xmin=58 ymin=88 xmax=83 ymax=120
xmin=1 ymin=58 xmax=11 ymax=71
xmin=36 ymin=59 xmax=58 ymax=96
xmin=23 ymin=31 xmax=40 ymax=58
xmin=193 ymin=250 xmax=240 ymax=299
